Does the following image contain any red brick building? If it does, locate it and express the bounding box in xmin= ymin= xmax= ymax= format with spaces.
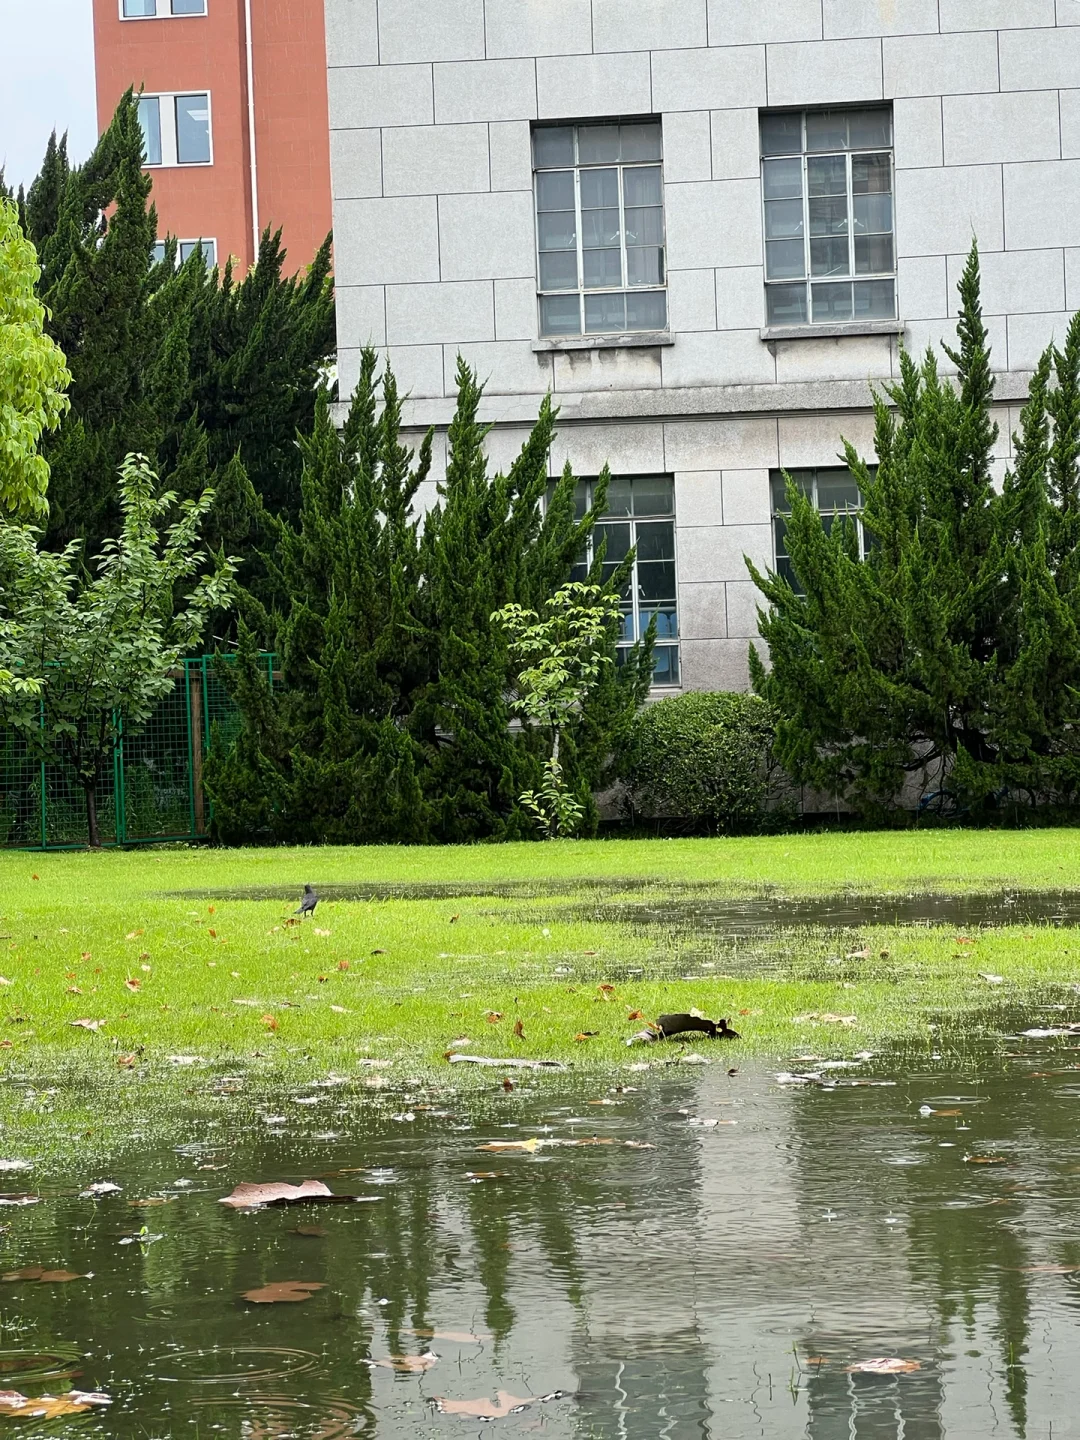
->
xmin=92 ymin=0 xmax=332 ymax=274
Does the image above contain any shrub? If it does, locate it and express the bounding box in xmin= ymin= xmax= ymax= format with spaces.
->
xmin=619 ymin=691 xmax=777 ymax=832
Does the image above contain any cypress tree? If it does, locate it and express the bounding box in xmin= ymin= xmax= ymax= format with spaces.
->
xmin=749 ymin=243 xmax=1080 ymax=819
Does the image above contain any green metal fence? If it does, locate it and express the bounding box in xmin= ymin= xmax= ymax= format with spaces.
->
xmin=0 ymin=653 xmax=274 ymax=850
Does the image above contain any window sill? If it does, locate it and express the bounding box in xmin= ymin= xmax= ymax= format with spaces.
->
xmin=760 ymin=320 xmax=905 ymax=341
xmin=532 ymin=332 xmax=674 ymax=353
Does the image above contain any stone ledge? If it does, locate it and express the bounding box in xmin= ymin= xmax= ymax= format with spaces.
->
xmin=531 ymin=332 xmax=675 ymax=353
xmin=761 ymin=320 xmax=906 ymax=342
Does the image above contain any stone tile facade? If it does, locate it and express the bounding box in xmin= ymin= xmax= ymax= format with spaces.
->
xmin=326 ymin=0 xmax=1079 ymax=693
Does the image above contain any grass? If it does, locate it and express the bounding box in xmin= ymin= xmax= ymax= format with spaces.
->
xmin=2 ymin=830 xmax=1080 ymax=1161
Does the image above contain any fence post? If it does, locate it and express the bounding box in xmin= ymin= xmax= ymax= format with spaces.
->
xmin=114 ymin=711 xmax=126 ymax=845
xmin=190 ymin=671 xmax=206 ymax=835
xmin=39 ymin=698 xmax=47 ymax=850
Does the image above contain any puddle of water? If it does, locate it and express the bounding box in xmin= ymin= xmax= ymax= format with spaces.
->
xmin=4 ymin=1038 xmax=1080 ymax=1436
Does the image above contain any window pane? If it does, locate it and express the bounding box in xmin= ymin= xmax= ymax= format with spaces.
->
xmin=853 ymin=193 xmax=892 ymax=235
xmin=631 ymin=476 xmax=674 ymax=516
xmin=175 ymin=93 xmax=211 ymax=163
xmin=812 ymin=281 xmax=853 ymax=322
xmin=773 ymin=470 xmax=814 ymax=509
xmin=651 ymin=646 xmax=680 ymax=686
xmin=585 ymin=292 xmax=627 ymax=332
xmin=137 ymin=96 xmax=162 ymax=165
xmin=581 ymin=208 xmax=621 ymax=247
xmin=620 ymin=122 xmax=662 ymax=161
xmin=580 ymin=168 xmax=618 ymax=208
xmin=764 ymin=197 xmax=804 ymax=238
xmin=627 ymin=246 xmax=664 ymax=286
xmin=578 ymin=125 xmax=620 ymax=163
xmin=150 ymin=240 xmax=167 ymax=265
xmin=595 ymin=522 xmax=632 ymax=562
xmin=603 ymin=478 xmax=633 ymax=517
xmin=854 ymin=233 xmax=894 ymax=275
xmin=538 ymin=212 xmax=577 ymax=249
xmin=763 ymin=157 xmax=803 ymax=200
xmin=171 ymin=0 xmax=207 ymax=11
xmin=583 ymin=248 xmax=622 ymax=288
xmin=766 ymin=238 xmax=805 ymax=280
xmin=637 ymin=561 xmax=677 ymax=601
xmin=536 ymin=169 xmax=574 ymax=210
xmin=641 ymin=607 xmax=679 ymax=639
xmin=761 ymin=112 xmax=801 ymax=155
xmin=806 ymin=110 xmax=848 ymax=151
xmin=540 ymin=293 xmax=581 ymax=336
xmin=852 ymin=153 xmax=891 ymax=194
xmin=539 ymin=250 xmax=579 ymax=290
xmin=807 ymin=154 xmax=846 ymax=196
xmin=619 ymin=610 xmax=635 ymax=643
xmin=635 ymin=521 xmax=675 ymax=562
xmin=179 ymin=239 xmax=212 ymax=264
xmin=623 ymin=166 xmax=662 ymax=206
xmin=854 ymin=278 xmax=896 ymax=319
xmin=574 ymin=481 xmax=590 ymax=520
xmin=817 ymin=473 xmax=861 ymax=510
xmin=626 ymin=289 xmax=666 ymax=330
xmin=534 ymin=126 xmax=574 ymax=167
xmin=124 ymin=0 xmax=157 ymax=13
xmin=848 ymin=108 xmax=892 ymax=149
xmin=766 ymin=282 xmax=808 ymax=325
xmin=809 ymin=196 xmax=848 ymax=236
xmin=810 ymin=236 xmax=849 ymax=277
xmin=624 ymin=206 xmax=664 ymax=245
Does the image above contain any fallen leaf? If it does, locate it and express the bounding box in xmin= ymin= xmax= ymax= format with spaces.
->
xmin=66 ymin=985 xmax=82 ymax=995
xmin=0 ymin=1195 xmax=40 ymax=1207
xmin=964 ymin=1155 xmax=1009 ymax=1165
xmin=477 ymin=1138 xmax=541 ymax=1154
xmin=794 ymin=1013 xmax=857 ymax=1026
xmin=512 ymin=1018 xmax=525 ymax=1040
xmin=70 ymin=1018 xmax=105 ymax=1032
xmin=627 ymin=1009 xmax=645 ymax=1020
xmin=208 ymin=929 xmax=217 ymax=939
xmin=292 ymin=1225 xmax=327 ymax=1237
xmin=955 ymin=936 xmax=975 ymax=945
xmin=313 ymin=928 xmax=331 ymax=937
xmin=575 ymin=1031 xmax=598 ymax=1041
xmin=847 ymin=948 xmax=871 ymax=960
xmin=123 ymin=978 xmax=141 ymax=992
xmin=125 ymin=930 xmax=143 ymax=940
xmin=260 ymin=1014 xmax=279 ymax=1032
xmin=502 ymin=1077 xmax=513 ymax=1091
xmin=337 ymin=960 xmax=350 ymax=971
xmin=0 ymin=1390 xmax=111 ymax=1417
xmin=80 ymin=952 xmax=91 ymax=961
xmin=485 ymin=1011 xmax=503 ymax=1023
xmin=978 ymin=972 xmax=1005 ymax=985
xmin=923 ymin=1107 xmax=963 ymax=1117
xmin=219 ymin=1180 xmax=362 ymax=1209
xmin=3 ymin=1265 xmax=88 ymax=1284
xmin=81 ymin=1181 xmax=121 ymax=1196
xmin=242 ymin=1280 xmax=325 ymax=1304
xmin=597 ymin=984 xmax=616 ymax=999
xmin=367 ymin=1352 xmax=438 ymax=1372
xmin=449 ymin=914 xmax=459 ymax=924
xmin=846 ymin=1358 xmax=921 ymax=1374
xmin=436 ymin=1392 xmax=562 ymax=1419
xmin=128 ymin=1197 xmax=175 ymax=1207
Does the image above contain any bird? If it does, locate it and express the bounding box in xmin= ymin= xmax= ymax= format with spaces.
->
xmin=294 ymin=885 xmax=318 ymax=918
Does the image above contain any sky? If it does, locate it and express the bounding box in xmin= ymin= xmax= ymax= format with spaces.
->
xmin=0 ymin=0 xmax=97 ymax=191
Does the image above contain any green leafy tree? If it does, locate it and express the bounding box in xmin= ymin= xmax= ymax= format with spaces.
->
xmin=0 ymin=196 xmax=70 ymax=518
xmin=0 ymin=454 xmax=235 ymax=846
xmin=206 ymin=353 xmax=652 ymax=843
xmin=494 ymin=583 xmax=622 ymax=837
xmin=749 ymin=242 xmax=1080 ymax=820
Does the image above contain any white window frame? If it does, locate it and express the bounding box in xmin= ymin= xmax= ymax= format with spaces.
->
xmin=138 ymin=92 xmax=214 ymax=168
xmin=533 ymin=121 xmax=668 ymax=341
xmin=119 ymin=0 xmax=208 ymax=19
xmin=760 ymin=106 xmax=896 ymax=329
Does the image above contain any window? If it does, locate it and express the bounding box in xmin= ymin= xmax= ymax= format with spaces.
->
xmin=137 ymin=93 xmax=212 ymax=167
xmin=122 ymin=1 xmax=207 ymax=17
xmin=533 ymin=121 xmax=667 ymax=339
xmin=150 ymin=241 xmax=167 ymax=265
xmin=760 ymin=107 xmax=895 ymax=328
xmin=771 ymin=468 xmax=865 ymax=590
xmin=565 ymin=476 xmax=679 ymax=686
xmin=179 ymin=238 xmax=216 ymax=266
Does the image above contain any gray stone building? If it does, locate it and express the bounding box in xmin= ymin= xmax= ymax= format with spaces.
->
xmin=326 ymin=0 xmax=1080 ymax=692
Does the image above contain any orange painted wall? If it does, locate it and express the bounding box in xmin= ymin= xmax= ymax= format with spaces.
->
xmin=92 ymin=0 xmax=331 ymax=275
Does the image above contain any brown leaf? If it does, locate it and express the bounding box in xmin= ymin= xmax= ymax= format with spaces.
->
xmin=597 ymin=984 xmax=616 ymax=999
xmin=1 ymin=1267 xmax=88 ymax=1283
xmin=512 ymin=1018 xmax=525 ymax=1040
xmin=368 ymin=1352 xmax=439 ymax=1372
xmin=402 ymin=1327 xmax=489 ymax=1344
xmin=964 ymin=1155 xmax=1009 ymax=1165
xmin=449 ymin=914 xmax=460 ymax=924
xmin=125 ymin=930 xmax=143 ymax=940
xmin=260 ymin=1014 xmax=279 ymax=1031
xmin=317 ymin=975 xmax=328 ymax=984
xmin=501 ymin=1077 xmax=514 ymax=1092
xmin=337 ymin=959 xmax=350 ymax=971
xmin=845 ymin=1358 xmax=921 ymax=1374
xmin=80 ymin=952 xmax=91 ymax=961
xmin=436 ymin=1393 xmax=536 ymax=1418
xmin=626 ymin=1009 xmax=645 ymax=1021
xmin=66 ymin=985 xmax=82 ymax=995
xmin=485 ymin=1011 xmax=502 ymax=1023
xmin=124 ymin=978 xmax=141 ymax=992
xmin=70 ymin=1018 xmax=105 ymax=1032
xmin=242 ymin=1280 xmax=325 ymax=1304
xmin=477 ymin=1138 xmax=540 ymax=1154
xmin=955 ymin=935 xmax=975 ymax=944
xmin=925 ymin=1108 xmax=963 ymax=1117
xmin=574 ymin=1032 xmax=597 ymax=1041
xmin=0 ymin=1390 xmax=110 ymax=1417
xmin=219 ymin=1179 xmax=360 ymax=1209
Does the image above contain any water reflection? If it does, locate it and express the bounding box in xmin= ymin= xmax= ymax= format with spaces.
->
xmin=2 ymin=1036 xmax=1080 ymax=1436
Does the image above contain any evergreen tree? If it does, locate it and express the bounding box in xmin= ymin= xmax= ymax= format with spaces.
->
xmin=205 ymin=352 xmax=651 ymax=844
xmin=749 ymin=243 xmax=1080 ymax=820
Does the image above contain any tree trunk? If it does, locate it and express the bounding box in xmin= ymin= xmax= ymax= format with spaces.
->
xmin=84 ymin=782 xmax=102 ymax=849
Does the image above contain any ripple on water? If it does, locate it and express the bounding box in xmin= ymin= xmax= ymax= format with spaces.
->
xmin=0 ymin=1346 xmax=82 ymax=1385
xmin=187 ymin=1393 xmax=368 ymax=1438
xmin=157 ymin=1346 xmax=320 ymax=1384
